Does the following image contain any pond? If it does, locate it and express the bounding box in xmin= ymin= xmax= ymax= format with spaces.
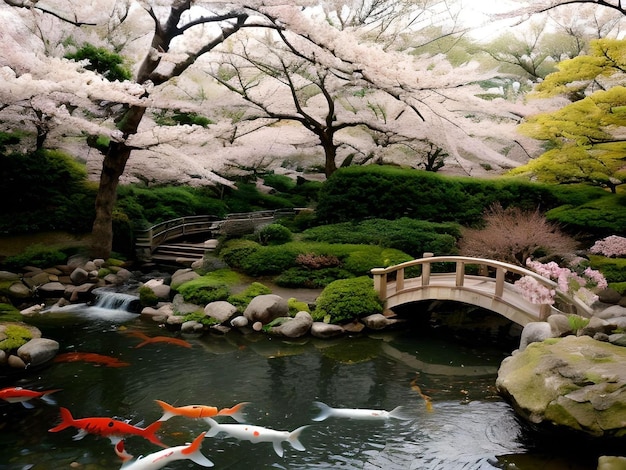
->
xmin=0 ymin=300 xmax=604 ymax=470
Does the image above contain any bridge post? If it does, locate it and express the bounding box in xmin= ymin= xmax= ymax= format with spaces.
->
xmin=371 ymin=269 xmax=387 ymax=300
xmin=455 ymin=261 xmax=465 ymax=287
xmin=422 ymin=252 xmax=433 ymax=286
xmin=495 ymin=267 xmax=506 ymax=297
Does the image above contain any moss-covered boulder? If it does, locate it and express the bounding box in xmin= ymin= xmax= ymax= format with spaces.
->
xmin=496 ymin=335 xmax=626 ymax=439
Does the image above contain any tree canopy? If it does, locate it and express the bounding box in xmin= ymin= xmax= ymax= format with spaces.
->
xmin=510 ymin=38 xmax=626 ymax=192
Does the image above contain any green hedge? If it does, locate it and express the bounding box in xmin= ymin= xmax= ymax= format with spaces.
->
xmin=0 ymin=149 xmax=96 ymax=234
xmin=315 ymin=166 xmax=610 ymax=228
xmin=588 ymin=255 xmax=626 ymax=283
xmin=546 ymin=194 xmax=626 ymax=238
xmin=302 ymin=218 xmax=460 ymax=257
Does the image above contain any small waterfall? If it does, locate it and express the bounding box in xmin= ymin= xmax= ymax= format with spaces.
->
xmin=92 ymin=290 xmax=140 ymax=312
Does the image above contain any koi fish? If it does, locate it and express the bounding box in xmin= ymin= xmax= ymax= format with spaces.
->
xmin=53 ymin=352 xmax=130 ymax=368
xmin=49 ymin=406 xmax=166 ymax=447
xmin=126 ymin=331 xmax=192 ymax=349
xmin=155 ymin=399 xmax=248 ymax=423
xmin=204 ymin=417 xmax=308 ymax=457
xmin=312 ymin=401 xmax=410 ymax=421
xmin=0 ymin=386 xmax=61 ymax=409
xmin=115 ymin=432 xmax=213 ymax=469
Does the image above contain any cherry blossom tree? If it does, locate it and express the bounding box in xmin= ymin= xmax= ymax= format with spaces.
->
xmin=1 ymin=0 xmax=319 ymax=259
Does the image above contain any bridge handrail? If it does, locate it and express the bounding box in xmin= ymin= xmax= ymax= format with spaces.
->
xmin=135 ymin=209 xmax=305 ymax=253
xmin=371 ymin=255 xmax=592 ymax=317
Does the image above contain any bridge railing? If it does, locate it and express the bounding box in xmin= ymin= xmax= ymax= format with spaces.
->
xmin=135 ymin=215 xmax=222 ymax=253
xmin=371 ymin=254 xmax=593 ymax=318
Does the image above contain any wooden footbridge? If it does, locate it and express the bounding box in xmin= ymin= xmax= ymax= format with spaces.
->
xmin=134 ymin=209 xmax=302 ymax=264
xmin=371 ymin=254 xmax=592 ymax=326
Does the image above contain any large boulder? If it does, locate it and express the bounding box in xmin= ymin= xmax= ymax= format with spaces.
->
xmin=243 ymin=294 xmax=288 ymax=324
xmin=496 ymin=335 xmax=626 ymax=439
xmin=269 ymin=311 xmax=313 ymax=338
xmin=17 ymin=338 xmax=59 ymax=367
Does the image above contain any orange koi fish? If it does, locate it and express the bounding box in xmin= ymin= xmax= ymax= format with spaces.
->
xmin=53 ymin=352 xmax=130 ymax=368
xmin=0 ymin=386 xmax=61 ymax=409
xmin=115 ymin=432 xmax=213 ymax=469
xmin=155 ymin=399 xmax=248 ymax=423
xmin=125 ymin=331 xmax=192 ymax=349
xmin=49 ymin=406 xmax=166 ymax=447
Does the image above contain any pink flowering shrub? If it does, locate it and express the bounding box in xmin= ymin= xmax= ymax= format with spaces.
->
xmin=515 ymin=258 xmax=608 ymax=306
xmin=589 ymin=235 xmax=626 ymax=258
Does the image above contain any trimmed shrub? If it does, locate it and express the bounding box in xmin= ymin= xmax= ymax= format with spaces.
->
xmin=257 ymin=223 xmax=293 ymax=245
xmin=314 ymin=276 xmax=383 ymax=324
xmin=175 ymin=270 xmax=240 ymax=305
xmin=2 ymin=245 xmax=68 ymax=270
xmin=302 ymin=218 xmax=460 ymax=257
xmin=588 ymin=255 xmax=626 ymax=283
xmin=274 ymin=266 xmax=353 ymax=288
xmin=219 ymin=240 xmax=262 ymax=270
xmin=227 ymin=282 xmax=272 ymax=312
xmin=547 ymin=194 xmax=626 ymax=238
xmin=288 ymin=297 xmax=311 ymax=316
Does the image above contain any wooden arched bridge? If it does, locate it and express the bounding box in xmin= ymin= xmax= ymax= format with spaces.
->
xmin=371 ymin=254 xmax=592 ymax=326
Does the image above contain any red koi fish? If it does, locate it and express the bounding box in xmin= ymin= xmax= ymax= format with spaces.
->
xmin=49 ymin=407 xmax=166 ymax=447
xmin=0 ymin=386 xmax=61 ymax=409
xmin=115 ymin=432 xmax=213 ymax=469
xmin=53 ymin=352 xmax=130 ymax=368
xmin=155 ymin=399 xmax=248 ymax=422
xmin=126 ymin=331 xmax=192 ymax=349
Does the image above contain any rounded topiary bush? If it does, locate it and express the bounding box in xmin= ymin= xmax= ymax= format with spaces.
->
xmin=176 ymin=277 xmax=231 ymax=305
xmin=219 ymin=240 xmax=262 ymax=270
xmin=314 ymin=276 xmax=383 ymax=324
xmin=257 ymin=223 xmax=293 ymax=245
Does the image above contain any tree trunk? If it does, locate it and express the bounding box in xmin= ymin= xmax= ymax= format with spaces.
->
xmin=90 ymin=105 xmax=146 ymax=259
xmin=320 ymin=133 xmax=338 ymax=178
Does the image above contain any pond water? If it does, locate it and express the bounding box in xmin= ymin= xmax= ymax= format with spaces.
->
xmin=0 ymin=299 xmax=607 ymax=470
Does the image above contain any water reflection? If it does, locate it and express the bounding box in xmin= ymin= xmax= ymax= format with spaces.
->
xmin=0 ymin=305 xmax=601 ymax=469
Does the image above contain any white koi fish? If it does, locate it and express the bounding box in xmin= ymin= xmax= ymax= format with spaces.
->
xmin=114 ymin=431 xmax=213 ymax=469
xmin=312 ymin=401 xmax=410 ymax=421
xmin=204 ymin=417 xmax=309 ymax=457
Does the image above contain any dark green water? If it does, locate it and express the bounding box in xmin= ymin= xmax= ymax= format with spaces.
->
xmin=0 ymin=302 xmax=603 ymax=469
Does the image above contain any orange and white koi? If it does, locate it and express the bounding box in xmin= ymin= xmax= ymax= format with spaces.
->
xmin=312 ymin=401 xmax=410 ymax=421
xmin=125 ymin=331 xmax=192 ymax=349
xmin=155 ymin=399 xmax=248 ymax=423
xmin=115 ymin=432 xmax=213 ymax=469
xmin=204 ymin=417 xmax=308 ymax=457
xmin=49 ymin=406 xmax=166 ymax=447
xmin=53 ymin=352 xmax=130 ymax=368
xmin=0 ymin=386 xmax=61 ymax=409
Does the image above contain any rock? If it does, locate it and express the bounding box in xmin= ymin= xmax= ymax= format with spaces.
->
xmin=310 ymin=322 xmax=344 ymax=339
xmin=181 ymin=320 xmax=204 ymax=334
xmin=29 ymin=271 xmax=51 ymax=286
xmin=17 ymin=338 xmax=59 ymax=367
xmin=496 ymin=335 xmax=626 ymax=439
xmin=8 ymin=281 xmax=31 ymax=299
xmin=270 ymin=311 xmax=313 ymax=338
xmin=230 ymin=316 xmax=249 ymax=328
xmin=518 ymin=321 xmax=553 ymax=351
xmin=171 ymin=269 xmax=200 ymax=289
xmin=547 ymin=314 xmax=572 ymax=337
xmin=598 ymin=288 xmax=623 ymax=305
xmin=116 ymin=268 xmax=132 ymax=283
xmin=342 ymin=320 xmax=365 ymax=333
xmin=143 ymin=279 xmax=171 ymax=300
xmin=362 ymin=313 xmax=398 ymax=330
xmin=0 ymin=349 xmax=6 ymax=365
xmin=204 ymin=239 xmax=219 ymax=249
xmin=20 ymin=304 xmax=45 ymax=316
xmin=172 ymin=294 xmax=201 ymax=315
xmin=608 ymin=334 xmax=626 ymax=347
xmin=38 ymin=282 xmax=66 ymax=297
xmin=8 ymin=354 xmax=26 ymax=369
xmin=84 ymin=260 xmax=97 ymax=272
xmin=596 ymin=305 xmax=626 ymax=320
xmin=243 ymin=294 xmax=288 ymax=324
xmin=598 ymin=456 xmax=626 ymax=470
xmin=581 ymin=316 xmax=611 ymax=337
xmin=204 ymin=301 xmax=238 ymax=323
xmin=166 ymin=315 xmax=184 ymax=327
xmin=70 ymin=267 xmax=89 ymax=285
xmin=0 ymin=271 xmax=19 ymax=281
